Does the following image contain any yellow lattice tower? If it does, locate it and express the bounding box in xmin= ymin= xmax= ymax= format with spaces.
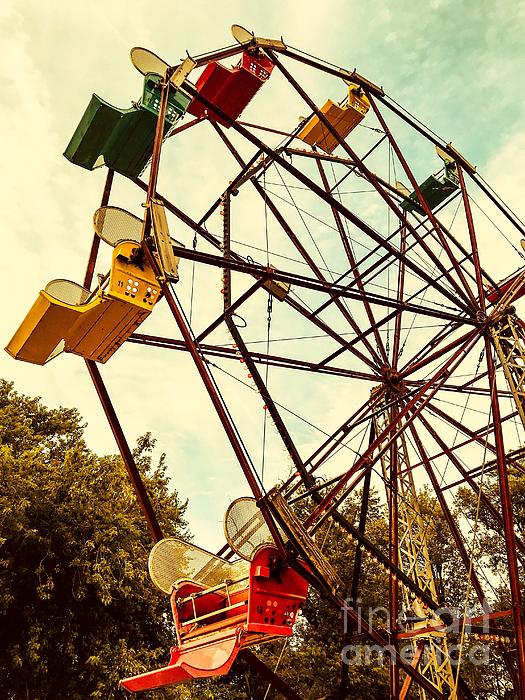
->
xmin=374 ymin=396 xmax=456 ymax=699
xmin=490 ymin=309 xmax=525 ymax=428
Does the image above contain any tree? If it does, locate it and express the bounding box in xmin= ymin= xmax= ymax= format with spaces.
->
xmin=0 ymin=380 xmax=188 ymax=700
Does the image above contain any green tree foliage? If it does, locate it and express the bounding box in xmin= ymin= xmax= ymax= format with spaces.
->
xmin=0 ymin=380 xmax=188 ymax=700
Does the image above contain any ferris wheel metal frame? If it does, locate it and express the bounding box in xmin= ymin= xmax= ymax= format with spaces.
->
xmin=35 ymin=25 xmax=525 ymax=700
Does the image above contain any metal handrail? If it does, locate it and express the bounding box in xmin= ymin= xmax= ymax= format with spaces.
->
xmin=177 ymin=574 xmax=249 ymax=605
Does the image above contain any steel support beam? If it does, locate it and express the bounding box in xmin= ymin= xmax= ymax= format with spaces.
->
xmin=85 ymin=360 xmax=164 ymax=543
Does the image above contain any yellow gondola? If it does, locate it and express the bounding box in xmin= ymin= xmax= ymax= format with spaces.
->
xmin=297 ymin=83 xmax=370 ymax=154
xmin=6 ymin=208 xmax=162 ymax=365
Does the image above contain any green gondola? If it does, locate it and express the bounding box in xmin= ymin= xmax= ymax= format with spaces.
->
xmin=64 ymin=73 xmax=190 ymax=180
xmin=400 ymin=162 xmax=459 ymax=214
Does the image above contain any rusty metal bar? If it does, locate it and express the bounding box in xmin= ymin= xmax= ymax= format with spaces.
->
xmin=195 ymin=278 xmax=268 ymax=344
xmin=484 ymin=337 xmax=525 ymax=698
xmin=398 ymin=318 xmax=460 ymax=378
xmin=312 ymin=300 xmax=443 ymax=371
xmin=456 ymin=163 xmax=487 ymax=310
xmin=416 ymin=404 xmax=525 ymax=560
xmin=146 ymin=68 xmax=172 ymax=203
xmin=392 ymin=224 xmax=407 ymax=368
xmin=85 ymin=360 xmax=164 ymax=543
xmin=238 ymin=119 xmax=297 ymax=138
xmin=220 ymin=183 xmax=311 ymax=486
xmin=401 ymin=326 xmax=481 ymax=379
xmin=167 ymin=116 xmax=203 ymax=138
xmin=406 ymin=412 xmax=489 ymax=606
xmin=239 ymin=650 xmax=304 ymax=700
xmin=290 ymin=563 xmax=448 ymax=699
xmin=399 ymin=640 xmax=425 ymax=700
xmin=196 ymin=145 xmax=266 ymax=229
xmin=179 ymin=244 xmax=471 ymax=323
xmin=160 ymin=284 xmax=263 ymax=502
xmin=337 ymin=424 xmax=373 ymax=699
xmin=316 ymin=157 xmax=388 ymax=364
xmin=328 ymin=134 xmax=389 ymax=193
xmin=413 ymin=383 xmax=513 ymax=399
xmin=161 ymin=244 xmax=474 ymax=325
xmin=403 ymin=406 xmax=519 ymax=477
xmin=289 ymin=146 xmax=357 ymax=166
xmin=270 ymin=45 xmax=384 ymax=94
xmin=127 ymin=333 xmax=379 ymax=381
xmin=441 ymin=441 xmax=525 ymax=491
xmin=192 ymin=43 xmax=245 ymax=69
xmin=388 ymin=407 xmax=400 ymax=700
xmin=144 ymin=252 xmax=285 ymax=553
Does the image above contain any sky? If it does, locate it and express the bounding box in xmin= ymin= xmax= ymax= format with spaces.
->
xmin=2 ymin=0 xmax=525 ymax=552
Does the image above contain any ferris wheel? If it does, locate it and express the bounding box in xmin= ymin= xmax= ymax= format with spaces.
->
xmin=7 ymin=23 xmax=525 ymax=700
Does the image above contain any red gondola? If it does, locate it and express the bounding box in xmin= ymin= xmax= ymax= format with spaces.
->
xmin=121 ymin=499 xmax=308 ymax=692
xmin=187 ymin=50 xmax=274 ymax=127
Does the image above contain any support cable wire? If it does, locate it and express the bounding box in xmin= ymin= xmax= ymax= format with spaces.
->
xmin=242 ymin=323 xmax=444 ymax=346
xmin=263 ymin=180 xmax=376 ymax=194
xmin=262 ymin=640 xmax=289 ymax=700
xmin=398 ymin=199 xmax=462 ymax=359
xmin=380 ymin=92 xmax=445 ymax=143
xmin=232 ymin=236 xmax=344 ymax=276
xmin=439 ymin=347 xmax=485 ymax=480
xmin=232 ymin=175 xmax=426 ymax=324
xmin=261 ymin=295 xmax=273 ymax=486
xmin=469 ymin=195 xmax=525 ymax=261
xmin=286 ymin=147 xmax=470 ymax=314
xmin=262 ymin=186 xmax=469 ymax=324
xmin=386 ymin=144 xmax=392 ymax=356
xmin=326 ymin=156 xmax=374 ymax=345
xmin=406 ymin=346 xmax=486 ymax=512
xmin=431 ymin=394 xmax=491 ymax=418
xmin=208 ymin=359 xmax=369 ymax=460
xmin=402 ymin=400 xmax=482 ymax=593
xmin=260 ymin=510 xmax=334 ymax=700
xmin=204 ymin=362 xmax=435 ymax=526
xmin=475 ymin=173 xmax=525 ymax=233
